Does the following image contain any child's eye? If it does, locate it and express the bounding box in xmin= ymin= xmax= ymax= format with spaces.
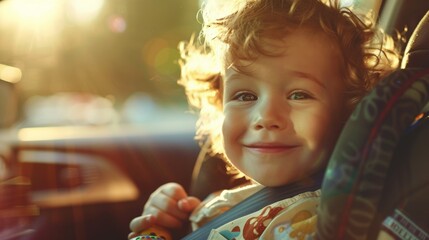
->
xmin=233 ymin=92 xmax=258 ymax=101
xmin=288 ymin=91 xmax=313 ymax=100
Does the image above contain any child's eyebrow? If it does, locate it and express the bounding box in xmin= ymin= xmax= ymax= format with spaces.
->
xmin=291 ymin=71 xmax=327 ymax=89
xmin=225 ymin=68 xmax=327 ymax=90
xmin=224 ymin=70 xmax=252 ymax=82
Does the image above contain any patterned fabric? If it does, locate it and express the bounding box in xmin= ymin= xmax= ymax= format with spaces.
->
xmin=317 ymin=69 xmax=429 ymax=239
xmin=190 ymin=184 xmax=264 ymax=230
xmin=204 ymin=190 xmax=320 ymax=240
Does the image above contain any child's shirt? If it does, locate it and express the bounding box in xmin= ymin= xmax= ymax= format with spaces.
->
xmin=189 ymin=184 xmax=321 ymax=240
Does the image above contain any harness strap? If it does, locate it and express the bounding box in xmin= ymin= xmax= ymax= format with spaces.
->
xmin=182 ymin=171 xmax=324 ymax=240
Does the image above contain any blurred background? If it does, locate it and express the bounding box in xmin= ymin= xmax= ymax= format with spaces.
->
xmin=1 ymin=0 xmax=428 ymax=239
xmin=0 ymin=1 xmax=205 ymax=239
xmin=0 ymin=0 xmax=202 ymax=128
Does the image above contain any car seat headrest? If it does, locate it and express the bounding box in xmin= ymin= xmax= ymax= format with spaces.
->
xmin=317 ymin=11 xmax=429 ymax=239
xmin=401 ymin=11 xmax=429 ymax=68
xmin=317 ymin=68 xmax=429 ymax=239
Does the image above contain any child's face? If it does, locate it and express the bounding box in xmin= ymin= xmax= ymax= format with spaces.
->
xmin=222 ymin=28 xmax=346 ymax=187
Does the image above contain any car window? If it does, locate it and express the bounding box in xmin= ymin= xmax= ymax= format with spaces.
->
xmin=1 ymin=1 xmax=429 ymax=240
xmin=1 ymin=0 xmax=428 ymax=130
xmin=0 ymin=0 xmax=201 ymax=128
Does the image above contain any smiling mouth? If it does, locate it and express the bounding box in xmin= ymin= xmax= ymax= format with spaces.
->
xmin=244 ymin=144 xmax=299 ymax=153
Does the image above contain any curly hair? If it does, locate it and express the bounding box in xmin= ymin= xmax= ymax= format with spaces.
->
xmin=178 ymin=0 xmax=400 ymax=156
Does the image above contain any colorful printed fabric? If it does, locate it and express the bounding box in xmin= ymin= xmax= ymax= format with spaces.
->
xmin=190 ymin=184 xmax=264 ymax=230
xmin=206 ymin=190 xmax=321 ymax=240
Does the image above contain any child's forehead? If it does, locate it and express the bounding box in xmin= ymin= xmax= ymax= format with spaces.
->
xmin=222 ymin=28 xmax=342 ymax=73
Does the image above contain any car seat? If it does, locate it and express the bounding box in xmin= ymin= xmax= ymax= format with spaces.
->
xmin=317 ymin=11 xmax=429 ymax=239
xmin=184 ymin=9 xmax=429 ymax=240
xmin=188 ymin=138 xmax=250 ymax=200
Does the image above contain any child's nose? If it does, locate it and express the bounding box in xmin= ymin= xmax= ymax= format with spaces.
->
xmin=253 ymin=98 xmax=287 ymax=130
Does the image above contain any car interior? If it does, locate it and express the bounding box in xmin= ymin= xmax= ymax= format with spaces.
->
xmin=183 ymin=8 xmax=429 ymax=240
xmin=0 ymin=0 xmax=428 ymax=240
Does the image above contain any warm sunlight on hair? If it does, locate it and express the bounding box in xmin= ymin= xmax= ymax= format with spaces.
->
xmin=178 ymin=0 xmax=401 ymax=157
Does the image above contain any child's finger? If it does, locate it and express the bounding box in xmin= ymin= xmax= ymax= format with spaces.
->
xmin=159 ymin=182 xmax=188 ymax=200
xmin=178 ymin=196 xmax=201 ymax=212
xmin=146 ymin=191 xmax=189 ymax=220
xmin=145 ymin=206 xmax=184 ymax=229
xmin=128 ymin=232 xmax=138 ymax=239
xmin=129 ymin=214 xmax=155 ymax=234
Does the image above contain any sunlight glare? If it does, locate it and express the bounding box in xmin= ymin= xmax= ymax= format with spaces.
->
xmin=67 ymin=0 xmax=104 ymax=23
xmin=8 ymin=0 xmax=58 ymax=21
xmin=0 ymin=0 xmax=61 ymax=57
xmin=0 ymin=64 xmax=22 ymax=83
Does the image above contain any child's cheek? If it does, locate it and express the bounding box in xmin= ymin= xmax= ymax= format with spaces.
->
xmin=221 ymin=107 xmax=243 ymax=160
xmin=302 ymin=111 xmax=339 ymax=161
xmin=221 ymin=109 xmax=232 ymax=148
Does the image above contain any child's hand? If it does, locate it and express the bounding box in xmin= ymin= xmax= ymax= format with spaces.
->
xmin=128 ymin=182 xmax=201 ymax=239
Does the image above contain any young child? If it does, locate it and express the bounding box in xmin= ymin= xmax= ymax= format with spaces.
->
xmin=129 ymin=0 xmax=399 ymax=239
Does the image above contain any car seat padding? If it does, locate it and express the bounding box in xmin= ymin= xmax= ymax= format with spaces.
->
xmin=317 ymin=68 xmax=429 ymax=239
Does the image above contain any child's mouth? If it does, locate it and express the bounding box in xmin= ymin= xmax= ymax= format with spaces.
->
xmin=244 ymin=143 xmax=299 ymax=153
